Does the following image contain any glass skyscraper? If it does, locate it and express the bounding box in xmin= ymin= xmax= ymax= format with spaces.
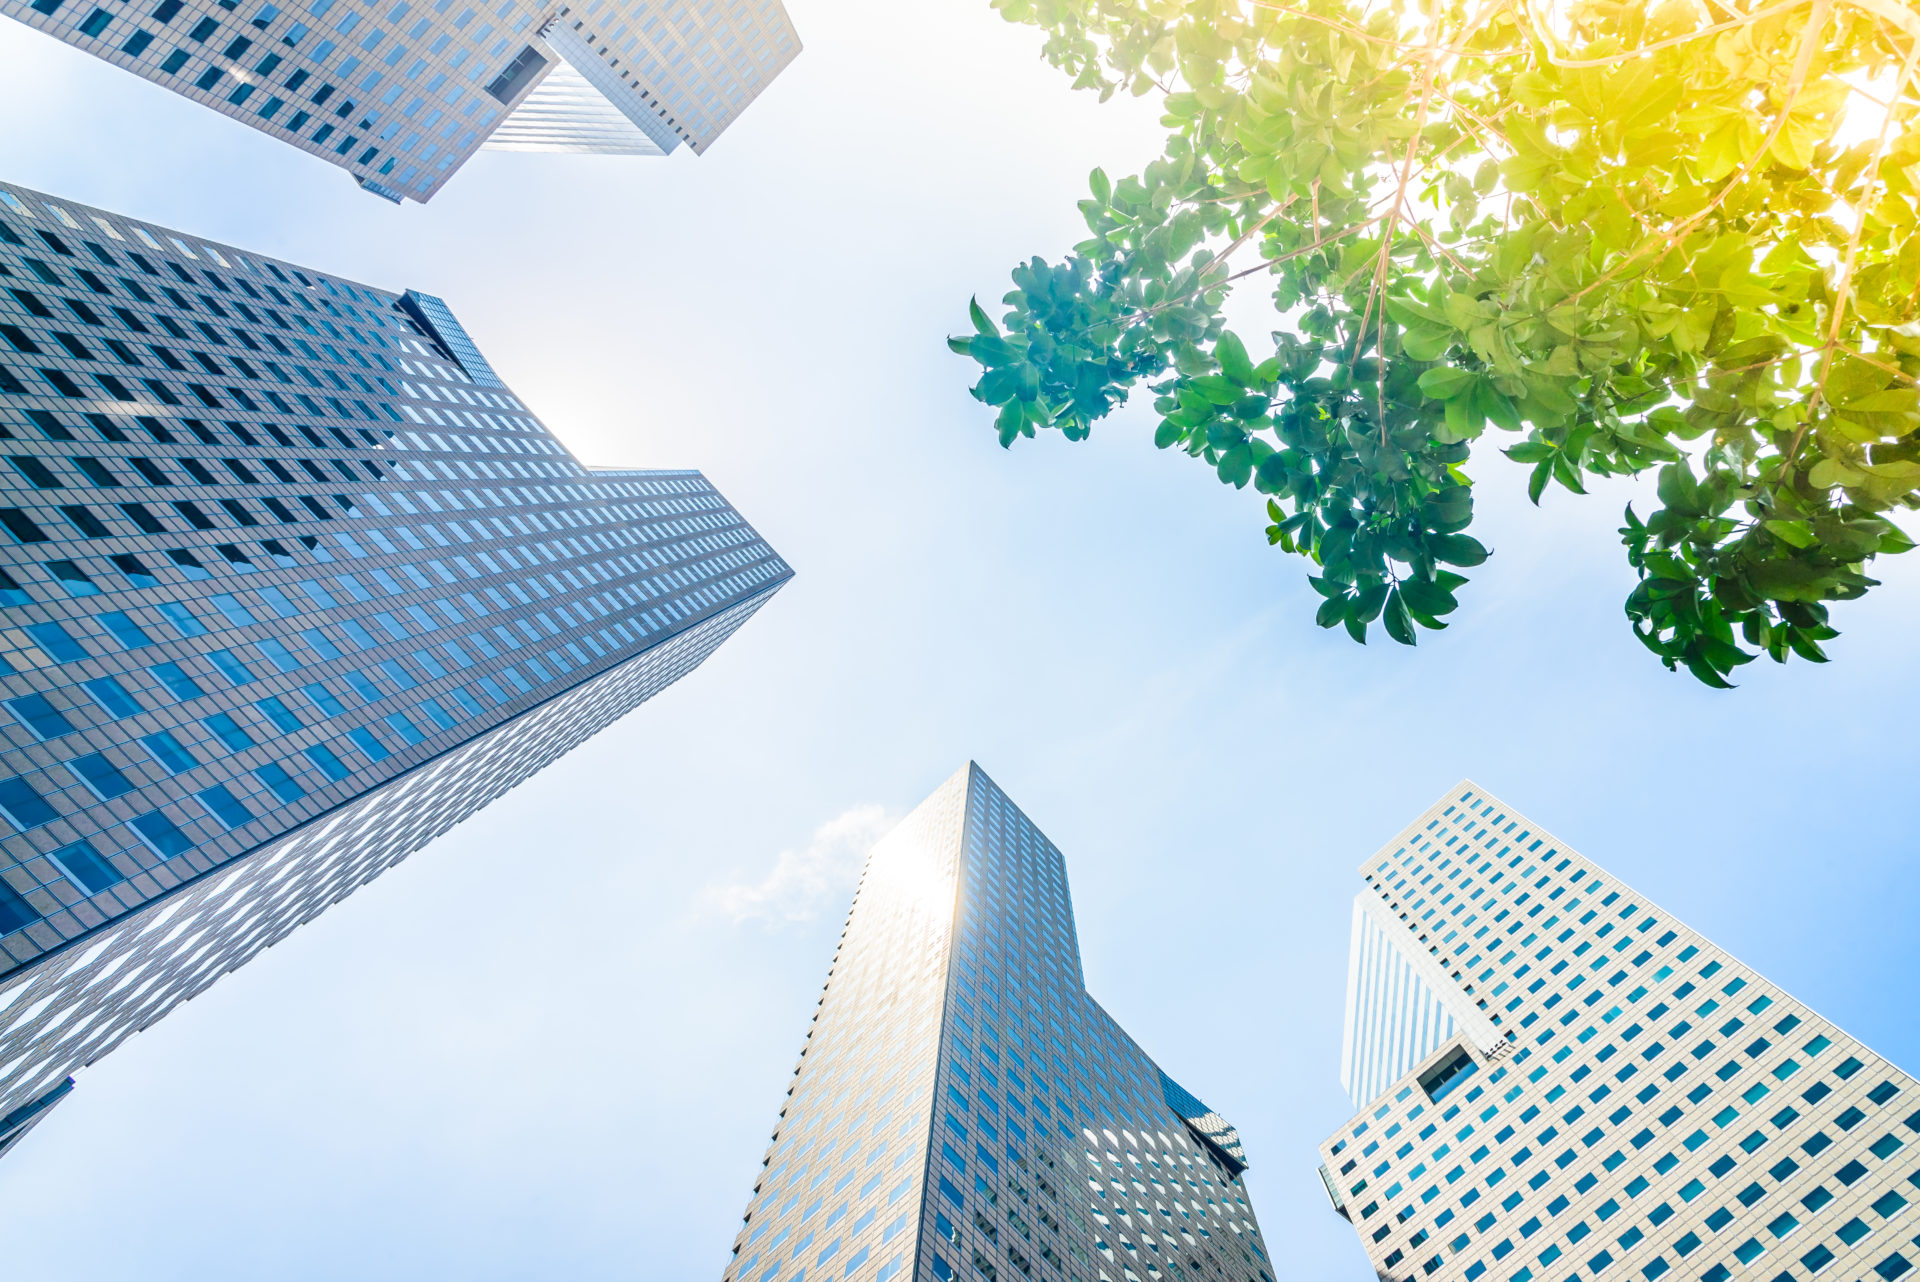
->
xmin=723 ymin=764 xmax=1273 ymax=1282
xmin=0 ymin=179 xmax=790 ymax=1156
xmin=1319 ymin=784 xmax=1919 ymax=1282
xmin=1 ymin=0 xmax=798 ymax=203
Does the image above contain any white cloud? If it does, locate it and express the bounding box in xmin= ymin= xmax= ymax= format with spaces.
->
xmin=704 ymin=804 xmax=896 ymax=925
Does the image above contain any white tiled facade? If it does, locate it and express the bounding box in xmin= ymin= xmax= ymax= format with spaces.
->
xmin=0 ymin=0 xmax=798 ymax=202
xmin=1318 ymin=784 xmax=1919 ymax=1282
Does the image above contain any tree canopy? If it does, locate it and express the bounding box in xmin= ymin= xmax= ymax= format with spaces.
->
xmin=949 ymin=0 xmax=1920 ymax=685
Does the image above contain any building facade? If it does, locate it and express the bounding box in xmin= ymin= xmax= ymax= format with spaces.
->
xmin=1 ymin=0 xmax=798 ymax=202
xmin=0 ymin=179 xmax=791 ymax=1153
xmin=1318 ymin=784 xmax=1919 ymax=1282
xmin=723 ymin=764 xmax=1273 ymax=1282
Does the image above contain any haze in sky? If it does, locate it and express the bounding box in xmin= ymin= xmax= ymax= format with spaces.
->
xmin=0 ymin=1 xmax=1916 ymax=1278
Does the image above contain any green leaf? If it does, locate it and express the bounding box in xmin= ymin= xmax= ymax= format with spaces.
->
xmin=1089 ymin=167 xmax=1111 ymax=204
xmin=969 ymin=296 xmax=997 ymax=337
xmin=1417 ymin=367 xmax=1477 ymax=401
xmin=1431 ymin=533 xmax=1489 ymax=567
xmin=1215 ymin=331 xmax=1256 ymax=386
xmin=1382 ymin=588 xmax=1416 ymax=645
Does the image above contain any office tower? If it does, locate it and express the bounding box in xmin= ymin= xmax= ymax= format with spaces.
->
xmin=0 ymin=179 xmax=791 ymax=1152
xmin=1 ymin=0 xmax=798 ymax=203
xmin=1318 ymin=784 xmax=1920 ymax=1282
xmin=723 ymin=764 xmax=1273 ymax=1282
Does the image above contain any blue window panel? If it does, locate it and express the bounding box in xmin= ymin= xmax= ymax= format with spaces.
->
xmin=69 ymin=753 xmax=135 ymax=799
xmin=300 ymin=627 xmax=343 ymax=660
xmin=301 ymin=683 xmax=345 ymax=717
xmin=342 ymin=670 xmax=381 ymax=703
xmin=148 ymin=661 xmax=205 ymax=700
xmin=448 ymin=687 xmax=483 ymax=718
xmin=155 ymin=601 xmax=206 ymax=636
xmin=347 ymin=727 xmax=390 ymax=762
xmin=256 ymin=637 xmax=302 ymax=673
xmin=6 ymin=694 xmax=76 ymax=740
xmin=96 ymin=610 xmax=154 ymax=648
xmin=129 ymin=810 xmax=193 ymax=857
xmin=377 ymin=659 xmax=417 ymax=690
xmin=384 ymin=713 xmax=425 ymax=746
xmin=205 ymin=649 xmax=257 ymax=685
xmin=81 ymin=676 xmax=142 ymax=719
xmin=48 ymin=839 xmax=122 ymax=893
xmin=0 ymin=777 xmax=59 ymax=829
xmin=372 ymin=611 xmax=408 ymax=640
xmin=302 ymin=744 xmax=351 ymax=781
xmin=254 ymin=696 xmax=301 ymax=732
xmin=418 ymin=698 xmax=456 ymax=731
xmin=253 ymin=762 xmax=305 ymax=803
xmin=140 ymin=731 xmax=197 ymax=774
xmin=25 ymin=621 xmax=88 ymax=662
xmin=45 ymin=561 xmax=101 ymax=597
xmin=256 ymin=586 xmax=300 ymax=618
xmin=196 ymin=784 xmax=253 ymax=830
xmin=340 ymin=619 xmax=380 ymax=649
xmin=474 ymin=676 xmax=507 ymax=704
xmin=410 ymin=648 xmax=448 ymax=679
xmin=202 ymin=713 xmax=254 ymax=751
xmin=209 ymin=593 xmax=256 ymax=626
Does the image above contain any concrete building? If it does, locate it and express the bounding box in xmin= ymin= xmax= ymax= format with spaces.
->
xmin=723 ymin=764 xmax=1274 ymax=1282
xmin=0 ymin=0 xmax=798 ymax=202
xmin=0 ymin=178 xmax=790 ymax=1152
xmin=1319 ymin=783 xmax=1919 ymax=1282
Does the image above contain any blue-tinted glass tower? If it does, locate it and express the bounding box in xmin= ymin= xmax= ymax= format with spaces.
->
xmin=724 ymin=764 xmax=1272 ymax=1282
xmin=0 ymin=179 xmax=790 ymax=1156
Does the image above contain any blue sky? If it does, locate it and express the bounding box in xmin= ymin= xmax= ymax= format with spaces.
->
xmin=2 ymin=0 xmax=1917 ymax=1277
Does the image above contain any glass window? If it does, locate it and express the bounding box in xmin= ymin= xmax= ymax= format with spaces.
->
xmin=140 ymin=730 xmax=197 ymax=774
xmin=6 ymin=693 xmax=76 ymax=740
xmin=205 ymin=648 xmax=257 ymax=685
xmin=253 ymin=762 xmax=304 ymax=803
xmin=25 ymin=621 xmax=88 ymax=662
xmin=0 ymin=777 xmax=58 ymax=829
xmin=48 ymin=839 xmax=122 ymax=893
xmin=156 ymin=601 xmax=207 ymax=636
xmin=254 ymin=695 xmax=301 ymax=732
xmin=347 ymin=727 xmax=390 ymax=761
xmin=68 ymin=752 xmax=135 ymax=799
xmin=202 ymin=712 xmax=253 ymax=750
xmin=195 ymin=783 xmax=253 ymax=829
xmin=256 ymin=637 xmax=301 ymax=672
xmin=129 ymin=809 xmax=193 ymax=857
xmin=302 ymin=743 xmax=350 ymax=781
xmin=96 ymin=610 xmax=154 ymax=648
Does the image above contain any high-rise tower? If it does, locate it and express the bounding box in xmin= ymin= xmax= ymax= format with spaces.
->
xmin=1 ymin=0 xmax=798 ymax=203
xmin=723 ymin=764 xmax=1273 ymax=1282
xmin=1319 ymin=783 xmax=1919 ymax=1282
xmin=0 ymin=179 xmax=791 ymax=1156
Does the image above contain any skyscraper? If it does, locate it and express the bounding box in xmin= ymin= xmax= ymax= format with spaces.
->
xmin=1318 ymin=784 xmax=1920 ymax=1282
xmin=1 ymin=0 xmax=798 ymax=203
xmin=723 ymin=764 xmax=1273 ymax=1282
xmin=0 ymin=179 xmax=791 ymax=1154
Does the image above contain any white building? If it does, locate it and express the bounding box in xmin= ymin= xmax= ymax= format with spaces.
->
xmin=1319 ymin=783 xmax=1918 ymax=1282
xmin=1 ymin=0 xmax=798 ymax=202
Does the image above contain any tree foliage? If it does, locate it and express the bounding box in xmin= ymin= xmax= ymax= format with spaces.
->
xmin=950 ymin=0 xmax=1920 ymax=685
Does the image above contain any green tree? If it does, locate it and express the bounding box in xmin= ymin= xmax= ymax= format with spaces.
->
xmin=950 ymin=0 xmax=1920 ymax=685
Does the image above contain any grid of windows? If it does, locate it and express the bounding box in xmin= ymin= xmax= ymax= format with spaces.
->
xmin=0 ymin=0 xmax=798 ymax=202
xmin=0 ymin=180 xmax=790 ymax=1142
xmin=725 ymin=765 xmax=1272 ymax=1282
xmin=1318 ymin=785 xmax=1920 ymax=1282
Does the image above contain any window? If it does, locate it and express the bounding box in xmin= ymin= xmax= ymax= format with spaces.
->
xmin=148 ymin=660 xmax=205 ymax=699
xmin=25 ymin=621 xmax=88 ymax=661
xmin=68 ymin=753 xmax=135 ymax=799
xmin=96 ymin=610 xmax=155 ymax=648
xmin=302 ymin=743 xmax=350 ymax=781
xmin=48 ymin=839 xmax=121 ymax=893
xmin=1838 ymin=1219 xmax=1872 ymax=1247
xmin=196 ymin=784 xmax=253 ymax=829
xmin=202 ymin=712 xmax=253 ymax=750
xmin=205 ymin=648 xmax=257 ymax=685
xmin=253 ymin=762 xmax=304 ymax=803
xmin=82 ymin=676 xmax=142 ymax=718
xmin=256 ymin=637 xmax=301 ymax=672
xmin=301 ymin=683 xmax=345 ymax=717
xmin=140 ymin=730 xmax=196 ymax=774
xmin=0 ymin=880 xmax=38 ymax=935
xmin=130 ymin=809 xmax=193 ymax=856
xmin=254 ymin=695 xmax=301 ymax=732
xmin=156 ymin=601 xmax=206 ymax=636
xmin=347 ymin=727 xmax=390 ymax=761
xmin=6 ymin=694 xmax=76 ymax=740
xmin=0 ymin=776 xmax=59 ymax=829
